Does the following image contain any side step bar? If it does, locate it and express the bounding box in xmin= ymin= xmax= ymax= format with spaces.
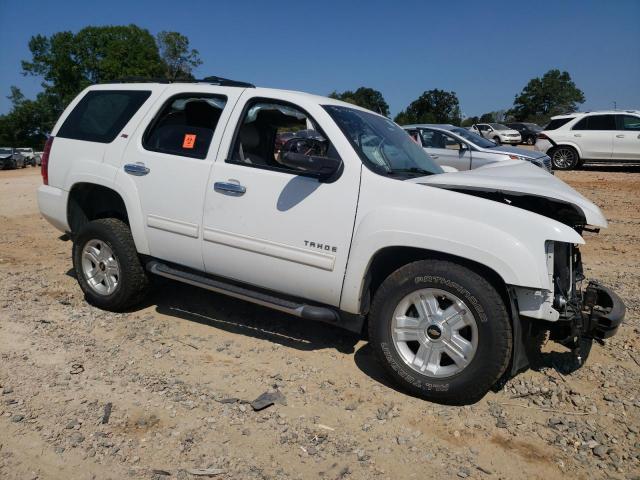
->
xmin=146 ymin=260 xmax=340 ymax=324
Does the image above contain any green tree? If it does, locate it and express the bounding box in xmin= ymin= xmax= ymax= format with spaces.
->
xmin=461 ymin=115 xmax=479 ymax=127
xmin=394 ymin=89 xmax=461 ymax=125
xmin=329 ymin=87 xmax=390 ymax=116
xmin=510 ymin=69 xmax=585 ymax=123
xmin=0 ymin=88 xmax=57 ymax=148
xmin=22 ymin=25 xmax=166 ymax=109
xmin=156 ymin=31 xmax=203 ymax=81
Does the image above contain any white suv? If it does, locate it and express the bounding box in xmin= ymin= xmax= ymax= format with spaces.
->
xmin=37 ymin=78 xmax=624 ymax=404
xmin=535 ymin=111 xmax=640 ymax=170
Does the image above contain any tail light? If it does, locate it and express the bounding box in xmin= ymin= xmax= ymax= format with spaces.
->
xmin=41 ymin=136 xmax=54 ymax=185
xmin=537 ymin=133 xmax=550 ymax=140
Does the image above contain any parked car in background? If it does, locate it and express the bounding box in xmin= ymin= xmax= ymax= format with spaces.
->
xmin=403 ymin=124 xmax=552 ymax=172
xmin=34 ymin=151 xmax=43 ymax=166
xmin=535 ymin=110 xmax=640 ymax=170
xmin=16 ymin=147 xmax=38 ymax=166
xmin=505 ymin=122 xmax=543 ymax=145
xmin=469 ymin=123 xmax=521 ymax=145
xmin=0 ymin=147 xmax=26 ymax=169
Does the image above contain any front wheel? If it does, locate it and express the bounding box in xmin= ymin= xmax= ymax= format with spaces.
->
xmin=526 ymin=136 xmax=535 ymax=145
xmin=368 ymin=260 xmax=512 ymax=404
xmin=492 ymin=136 xmax=501 ymax=145
xmin=72 ymin=218 xmax=149 ymax=311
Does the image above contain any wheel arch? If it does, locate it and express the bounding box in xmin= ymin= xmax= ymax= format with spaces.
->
xmin=67 ymin=181 xmax=149 ymax=254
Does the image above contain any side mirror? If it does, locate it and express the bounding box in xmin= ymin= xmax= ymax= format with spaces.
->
xmin=280 ymin=152 xmax=342 ymax=181
xmin=279 ymin=137 xmax=342 ymax=181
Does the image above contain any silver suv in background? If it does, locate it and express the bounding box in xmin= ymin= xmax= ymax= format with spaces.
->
xmin=535 ymin=111 xmax=640 ymax=170
xmin=403 ymin=124 xmax=552 ymax=172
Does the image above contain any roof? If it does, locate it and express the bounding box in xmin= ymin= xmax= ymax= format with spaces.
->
xmin=551 ymin=110 xmax=640 ymax=119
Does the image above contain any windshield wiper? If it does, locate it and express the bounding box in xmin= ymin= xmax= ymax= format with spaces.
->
xmin=388 ymin=167 xmax=433 ymax=176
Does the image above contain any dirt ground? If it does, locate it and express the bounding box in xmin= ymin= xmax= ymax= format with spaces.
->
xmin=1 ymin=165 xmax=639 ymax=480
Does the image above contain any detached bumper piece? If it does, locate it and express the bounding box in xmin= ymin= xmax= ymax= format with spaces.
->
xmin=582 ymin=281 xmax=626 ymax=339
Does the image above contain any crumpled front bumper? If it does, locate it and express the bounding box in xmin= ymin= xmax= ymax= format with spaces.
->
xmin=582 ymin=281 xmax=626 ymax=339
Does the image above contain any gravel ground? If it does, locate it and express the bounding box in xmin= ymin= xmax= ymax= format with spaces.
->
xmin=1 ymin=166 xmax=639 ymax=480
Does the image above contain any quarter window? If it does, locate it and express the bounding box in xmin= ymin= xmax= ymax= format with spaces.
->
xmin=57 ymin=90 xmax=151 ymax=143
xmin=143 ymin=94 xmax=227 ymax=159
xmin=228 ymin=100 xmax=338 ymax=173
xmin=545 ymin=118 xmax=574 ymax=130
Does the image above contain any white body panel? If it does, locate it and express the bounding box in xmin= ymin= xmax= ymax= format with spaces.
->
xmin=613 ymin=130 xmax=640 ymax=160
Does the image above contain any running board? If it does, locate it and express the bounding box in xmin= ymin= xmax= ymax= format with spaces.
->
xmin=146 ymin=260 xmax=340 ymax=324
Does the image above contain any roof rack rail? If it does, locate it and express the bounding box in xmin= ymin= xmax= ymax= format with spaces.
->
xmin=108 ymin=75 xmax=255 ymax=88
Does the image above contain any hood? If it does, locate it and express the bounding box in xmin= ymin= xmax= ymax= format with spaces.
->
xmin=498 ymin=129 xmax=520 ymax=136
xmin=0 ymin=154 xmax=12 ymax=159
xmin=485 ymin=145 xmax=547 ymax=159
xmin=409 ymin=161 xmax=607 ymax=228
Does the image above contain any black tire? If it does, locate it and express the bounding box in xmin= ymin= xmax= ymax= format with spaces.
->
xmin=550 ymin=146 xmax=579 ymax=170
xmin=526 ymin=136 xmax=535 ymax=145
xmin=368 ymin=259 xmax=512 ymax=405
xmin=72 ymin=218 xmax=149 ymax=311
xmin=492 ymin=136 xmax=501 ymax=145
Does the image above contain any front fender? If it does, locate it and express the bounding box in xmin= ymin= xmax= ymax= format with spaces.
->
xmin=340 ymin=202 xmax=583 ymax=314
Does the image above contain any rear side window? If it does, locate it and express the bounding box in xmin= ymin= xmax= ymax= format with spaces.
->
xmin=573 ymin=114 xmax=616 ymax=131
xmin=57 ymin=90 xmax=151 ymax=143
xmin=143 ymin=94 xmax=227 ymax=159
xmin=545 ymin=117 xmax=574 ymax=130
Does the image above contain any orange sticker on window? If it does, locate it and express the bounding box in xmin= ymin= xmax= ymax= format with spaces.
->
xmin=183 ymin=134 xmax=196 ymax=149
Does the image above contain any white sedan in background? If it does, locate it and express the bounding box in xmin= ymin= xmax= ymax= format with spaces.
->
xmin=469 ymin=123 xmax=521 ymax=145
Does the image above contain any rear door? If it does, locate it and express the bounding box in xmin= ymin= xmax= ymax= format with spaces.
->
xmin=613 ymin=114 xmax=640 ymax=160
xmin=419 ymin=128 xmax=472 ymax=170
xmin=119 ymin=85 xmax=243 ymax=271
xmin=571 ymin=114 xmax=615 ymax=160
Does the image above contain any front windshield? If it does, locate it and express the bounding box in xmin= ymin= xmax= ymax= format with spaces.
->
xmin=524 ymin=123 xmax=542 ymax=131
xmin=449 ymin=127 xmax=497 ymax=148
xmin=488 ymin=123 xmax=509 ymax=130
xmin=323 ymin=105 xmax=443 ymax=177
xmin=0 ymin=147 xmax=12 ymax=154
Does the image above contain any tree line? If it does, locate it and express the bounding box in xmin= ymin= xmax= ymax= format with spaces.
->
xmin=0 ymin=24 xmax=585 ymax=148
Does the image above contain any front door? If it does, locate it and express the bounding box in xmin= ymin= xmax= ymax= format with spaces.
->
xmin=613 ymin=114 xmax=640 ymax=160
xmin=119 ymin=86 xmax=242 ymax=271
xmin=202 ymin=94 xmax=361 ymax=306
xmin=419 ymin=128 xmax=472 ymax=170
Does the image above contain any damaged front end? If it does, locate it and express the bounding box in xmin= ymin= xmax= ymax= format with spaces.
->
xmin=545 ymin=241 xmax=625 ymax=362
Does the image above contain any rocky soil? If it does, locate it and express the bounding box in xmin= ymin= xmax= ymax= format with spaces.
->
xmin=1 ymin=166 xmax=639 ymax=479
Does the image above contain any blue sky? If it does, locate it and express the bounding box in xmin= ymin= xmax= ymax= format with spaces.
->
xmin=0 ymin=0 xmax=638 ymax=117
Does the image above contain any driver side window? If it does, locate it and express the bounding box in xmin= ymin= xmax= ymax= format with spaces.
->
xmin=228 ymin=100 xmax=338 ymax=173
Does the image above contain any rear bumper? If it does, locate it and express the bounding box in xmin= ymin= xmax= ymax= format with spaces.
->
xmin=583 ymin=281 xmax=625 ymax=339
xmin=37 ymin=185 xmax=70 ymax=233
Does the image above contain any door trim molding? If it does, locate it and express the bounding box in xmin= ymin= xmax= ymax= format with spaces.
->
xmin=203 ymin=227 xmax=335 ymax=271
xmin=147 ymin=214 xmax=199 ymax=238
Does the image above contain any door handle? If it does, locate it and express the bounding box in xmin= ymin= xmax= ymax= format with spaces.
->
xmin=214 ymin=181 xmax=246 ymax=196
xmin=574 ymin=134 xmax=582 ymax=137
xmin=430 ymin=155 xmax=439 ymax=159
xmin=615 ymin=134 xmax=625 ymax=138
xmin=124 ymin=163 xmax=150 ymax=176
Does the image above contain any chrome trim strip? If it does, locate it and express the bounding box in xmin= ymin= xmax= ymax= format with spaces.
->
xmin=202 ymin=228 xmax=335 ymax=271
xmin=147 ymin=214 xmax=199 ymax=238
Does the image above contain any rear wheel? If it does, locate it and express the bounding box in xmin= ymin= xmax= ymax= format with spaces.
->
xmin=368 ymin=260 xmax=512 ymax=404
xmin=72 ymin=218 xmax=149 ymax=311
xmin=550 ymin=146 xmax=579 ymax=170
xmin=526 ymin=136 xmax=535 ymax=145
